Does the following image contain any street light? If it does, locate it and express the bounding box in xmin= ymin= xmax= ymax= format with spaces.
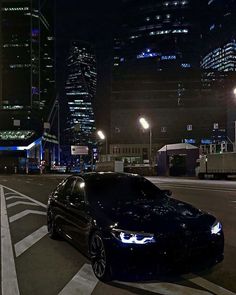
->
xmin=233 ymin=88 xmax=236 ymax=152
xmin=97 ymin=130 xmax=108 ymax=161
xmin=139 ymin=117 xmax=152 ymax=165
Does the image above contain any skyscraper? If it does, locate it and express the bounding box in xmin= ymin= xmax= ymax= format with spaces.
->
xmin=201 ymin=0 xmax=236 ymax=147
xmin=63 ymin=41 xmax=96 ymax=162
xmin=0 ymin=0 xmax=56 ymax=172
xmin=0 ymin=0 xmax=55 ymax=110
xmin=110 ymin=0 xmax=226 ymax=162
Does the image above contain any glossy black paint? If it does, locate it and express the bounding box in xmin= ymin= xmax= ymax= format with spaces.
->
xmin=47 ymin=172 xmax=224 ymax=274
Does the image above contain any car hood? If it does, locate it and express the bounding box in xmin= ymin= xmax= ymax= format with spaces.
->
xmin=95 ymin=197 xmax=215 ymax=233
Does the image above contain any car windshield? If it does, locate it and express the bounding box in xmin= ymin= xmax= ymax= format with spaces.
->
xmin=86 ymin=175 xmax=164 ymax=204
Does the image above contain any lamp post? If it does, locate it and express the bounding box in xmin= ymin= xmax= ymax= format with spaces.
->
xmin=97 ymin=130 xmax=108 ymax=161
xmin=139 ymin=117 xmax=152 ymax=165
xmin=233 ymin=88 xmax=236 ymax=152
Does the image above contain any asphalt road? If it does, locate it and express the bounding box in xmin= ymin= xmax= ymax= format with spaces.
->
xmin=0 ymin=174 xmax=236 ymax=295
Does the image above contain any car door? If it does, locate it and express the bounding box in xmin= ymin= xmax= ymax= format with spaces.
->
xmin=54 ymin=177 xmax=76 ymax=237
xmin=66 ymin=178 xmax=92 ymax=252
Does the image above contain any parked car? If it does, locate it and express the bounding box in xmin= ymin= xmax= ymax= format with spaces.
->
xmin=47 ymin=172 xmax=224 ymax=281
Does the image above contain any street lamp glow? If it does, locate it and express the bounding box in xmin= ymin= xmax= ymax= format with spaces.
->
xmin=233 ymin=88 xmax=236 ymax=96
xmin=139 ymin=117 xmax=150 ymax=129
xmin=97 ymin=130 xmax=105 ymax=140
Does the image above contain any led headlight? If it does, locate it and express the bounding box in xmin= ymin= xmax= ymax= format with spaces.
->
xmin=211 ymin=221 xmax=222 ymax=235
xmin=112 ymin=229 xmax=155 ymax=244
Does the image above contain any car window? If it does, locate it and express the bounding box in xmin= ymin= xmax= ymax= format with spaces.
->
xmin=58 ymin=177 xmax=75 ymax=201
xmin=70 ymin=178 xmax=85 ymax=204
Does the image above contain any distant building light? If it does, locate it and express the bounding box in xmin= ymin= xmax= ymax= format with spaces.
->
xmin=137 ymin=52 xmax=158 ymax=59
xmin=161 ymin=55 xmax=176 ymax=60
xmin=181 ymin=63 xmax=191 ymax=68
xmin=201 ymin=139 xmax=212 ymax=144
xmin=210 ymin=24 xmax=215 ymax=31
xmin=184 ymin=139 xmax=196 ymax=144
xmin=187 ymin=124 xmax=193 ymax=131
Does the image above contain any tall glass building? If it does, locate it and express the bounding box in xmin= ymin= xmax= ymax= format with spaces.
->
xmin=201 ymin=0 xmax=236 ymax=147
xmin=0 ymin=0 xmax=56 ymax=172
xmin=110 ymin=0 xmax=226 ymax=158
xmin=0 ymin=0 xmax=55 ymax=110
xmin=64 ymin=41 xmax=96 ymax=148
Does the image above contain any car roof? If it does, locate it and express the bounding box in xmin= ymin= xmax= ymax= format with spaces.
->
xmin=71 ymin=172 xmax=141 ymax=181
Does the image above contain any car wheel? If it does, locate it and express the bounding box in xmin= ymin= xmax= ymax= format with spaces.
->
xmin=90 ymin=232 xmax=113 ymax=281
xmin=47 ymin=208 xmax=59 ymax=239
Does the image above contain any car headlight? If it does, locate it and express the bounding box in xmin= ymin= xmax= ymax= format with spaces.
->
xmin=211 ymin=221 xmax=222 ymax=235
xmin=111 ymin=229 xmax=155 ymax=244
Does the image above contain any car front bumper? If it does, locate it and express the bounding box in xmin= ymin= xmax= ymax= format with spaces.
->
xmin=105 ymin=230 xmax=224 ymax=274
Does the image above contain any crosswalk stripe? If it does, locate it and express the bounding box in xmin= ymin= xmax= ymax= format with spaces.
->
xmin=1 ymin=185 xmax=20 ymax=295
xmin=9 ymin=210 xmax=46 ymax=223
xmin=58 ymin=264 xmax=98 ymax=295
xmin=119 ymin=281 xmax=212 ymax=295
xmin=2 ymin=185 xmax=47 ymax=208
xmin=187 ymin=276 xmax=236 ymax=295
xmin=14 ymin=225 xmax=48 ymax=257
xmin=7 ymin=201 xmax=39 ymax=208
xmin=6 ymin=195 xmax=26 ymax=201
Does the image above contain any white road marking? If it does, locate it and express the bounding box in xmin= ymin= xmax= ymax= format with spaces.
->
xmin=2 ymin=185 xmax=46 ymax=208
xmin=9 ymin=210 xmax=46 ymax=223
xmin=187 ymin=276 xmax=236 ymax=295
xmin=4 ymin=192 xmax=15 ymax=196
xmin=58 ymin=264 xmax=98 ymax=295
xmin=120 ymin=281 xmax=212 ymax=295
xmin=7 ymin=201 xmax=39 ymax=208
xmin=152 ymin=182 xmax=236 ymax=193
xmin=6 ymin=195 xmax=26 ymax=201
xmin=14 ymin=225 xmax=48 ymax=257
xmin=1 ymin=186 xmax=20 ymax=295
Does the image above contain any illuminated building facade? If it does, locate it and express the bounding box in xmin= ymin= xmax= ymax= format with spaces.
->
xmin=62 ymin=41 xmax=96 ymax=163
xmin=0 ymin=0 xmax=55 ymax=110
xmin=0 ymin=0 xmax=56 ymax=172
xmin=110 ymin=0 xmax=227 ymax=159
xmin=201 ymin=42 xmax=236 ymax=72
xmin=201 ymin=0 xmax=236 ymax=148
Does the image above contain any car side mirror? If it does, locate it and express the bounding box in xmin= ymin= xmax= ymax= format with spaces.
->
xmin=162 ymin=189 xmax=172 ymax=196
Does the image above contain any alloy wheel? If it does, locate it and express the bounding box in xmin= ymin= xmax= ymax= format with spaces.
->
xmin=90 ymin=234 xmax=107 ymax=278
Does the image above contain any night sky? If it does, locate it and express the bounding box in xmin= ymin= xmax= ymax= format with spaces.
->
xmin=56 ymin=1 xmax=121 ymax=130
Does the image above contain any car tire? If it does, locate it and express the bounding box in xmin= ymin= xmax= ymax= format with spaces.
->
xmin=47 ymin=208 xmax=60 ymax=239
xmin=89 ymin=232 xmax=113 ymax=282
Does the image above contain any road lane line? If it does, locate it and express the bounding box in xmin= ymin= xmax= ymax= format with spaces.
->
xmin=186 ymin=276 xmax=236 ymax=295
xmin=14 ymin=225 xmax=48 ymax=257
xmin=119 ymin=281 xmax=212 ymax=295
xmin=7 ymin=201 xmax=39 ymax=208
xmin=2 ymin=185 xmax=47 ymax=208
xmin=9 ymin=209 xmax=46 ymax=223
xmin=151 ymin=183 xmax=236 ymax=193
xmin=1 ymin=185 xmax=20 ymax=295
xmin=6 ymin=195 xmax=26 ymax=201
xmin=58 ymin=263 xmax=98 ymax=295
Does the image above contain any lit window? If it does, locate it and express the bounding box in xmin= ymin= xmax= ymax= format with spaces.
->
xmin=187 ymin=125 xmax=192 ymax=131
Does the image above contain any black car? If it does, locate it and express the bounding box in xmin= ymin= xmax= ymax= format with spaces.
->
xmin=47 ymin=172 xmax=224 ymax=281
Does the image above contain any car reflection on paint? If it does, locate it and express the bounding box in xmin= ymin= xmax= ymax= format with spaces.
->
xmin=47 ymin=172 xmax=224 ymax=281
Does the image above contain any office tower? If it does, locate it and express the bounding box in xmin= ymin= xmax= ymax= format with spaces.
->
xmin=0 ymin=0 xmax=56 ymax=172
xmin=64 ymin=41 xmax=96 ymax=150
xmin=110 ymin=0 xmax=226 ymax=162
